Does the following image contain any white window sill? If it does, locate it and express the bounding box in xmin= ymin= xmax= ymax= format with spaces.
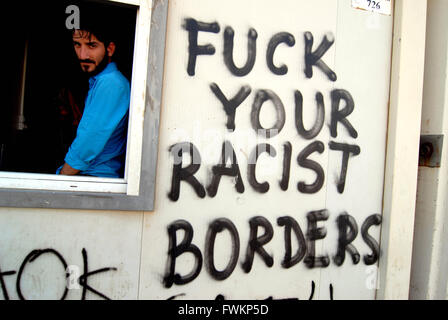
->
xmin=0 ymin=171 xmax=127 ymax=193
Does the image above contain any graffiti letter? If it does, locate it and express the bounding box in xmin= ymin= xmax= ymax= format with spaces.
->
xmin=304 ymin=210 xmax=330 ymax=268
xmin=168 ymin=142 xmax=206 ymax=201
xmin=251 ymin=89 xmax=286 ymax=138
xmin=266 ymin=32 xmax=295 ymax=75
xmin=297 ymin=141 xmax=325 ymax=194
xmin=277 ymin=216 xmax=307 ymax=268
xmin=328 ymin=141 xmax=361 ymax=193
xmin=207 ymin=141 xmax=245 ymax=197
xmin=224 ymin=27 xmax=257 ymax=77
xmin=16 ymin=249 xmax=68 ymax=300
xmin=210 ymin=83 xmax=252 ymax=131
xmin=334 ymin=213 xmax=360 ymax=266
xmin=0 ymin=265 xmax=16 ymax=300
xmin=205 ymin=218 xmax=240 ymax=281
xmin=184 ymin=18 xmax=220 ymax=76
xmin=164 ymin=220 xmax=203 ymax=288
xmin=304 ymin=32 xmax=337 ymax=81
xmin=248 ymin=143 xmax=277 ymax=193
xmin=279 ymin=142 xmax=292 ymax=191
xmin=79 ymin=248 xmax=117 ymax=300
xmin=361 ymin=214 xmax=382 ymax=265
xmin=295 ymin=90 xmax=325 ymax=140
xmin=330 ymin=89 xmax=358 ymax=138
xmin=242 ymin=216 xmax=274 ymax=273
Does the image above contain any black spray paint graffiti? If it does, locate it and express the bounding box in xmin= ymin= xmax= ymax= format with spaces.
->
xmin=0 ymin=248 xmax=116 ymax=300
xmin=169 ymin=18 xmax=361 ymax=201
xmin=183 ymin=18 xmax=337 ymax=80
xmin=165 ymin=17 xmax=379 ymax=298
xmin=163 ymin=213 xmax=382 ymax=288
xmin=168 ymin=139 xmax=360 ymax=200
xmin=167 ymin=280 xmax=334 ymax=300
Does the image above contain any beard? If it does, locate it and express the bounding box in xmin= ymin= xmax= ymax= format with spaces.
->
xmin=79 ymin=56 xmax=110 ymax=77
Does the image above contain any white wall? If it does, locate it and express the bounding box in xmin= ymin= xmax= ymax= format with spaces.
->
xmin=139 ymin=0 xmax=393 ymax=300
xmin=410 ymin=0 xmax=448 ymax=300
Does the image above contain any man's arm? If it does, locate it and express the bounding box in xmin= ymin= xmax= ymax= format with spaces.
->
xmin=59 ymin=162 xmax=80 ymax=175
xmin=63 ymin=77 xmax=130 ymax=173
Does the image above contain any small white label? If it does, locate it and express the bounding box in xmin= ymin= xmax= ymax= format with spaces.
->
xmin=352 ymin=0 xmax=392 ymax=16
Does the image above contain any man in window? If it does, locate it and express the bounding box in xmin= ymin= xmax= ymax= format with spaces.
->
xmin=57 ymin=20 xmax=130 ymax=178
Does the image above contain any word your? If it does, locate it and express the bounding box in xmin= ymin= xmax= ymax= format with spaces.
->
xmin=0 ymin=248 xmax=116 ymax=300
xmin=163 ymin=212 xmax=381 ymax=288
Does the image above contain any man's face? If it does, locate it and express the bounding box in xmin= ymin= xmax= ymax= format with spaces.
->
xmin=72 ymin=30 xmax=115 ymax=74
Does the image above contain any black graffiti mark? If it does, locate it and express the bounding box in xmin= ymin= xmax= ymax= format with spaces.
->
xmin=168 ymin=293 xmax=186 ymax=300
xmin=304 ymin=210 xmax=330 ymax=269
xmin=251 ymin=90 xmax=286 ymax=139
xmin=265 ymin=296 xmax=299 ymax=301
xmin=266 ymin=32 xmax=296 ymax=75
xmin=16 ymin=249 xmax=69 ymax=300
xmin=361 ymin=214 xmax=382 ymax=265
xmin=330 ymin=89 xmax=358 ymax=139
xmin=167 ymin=281 xmax=322 ymax=300
xmin=242 ymin=216 xmax=274 ymax=273
xmin=328 ymin=141 xmax=361 ymax=194
xmin=0 ymin=266 xmax=16 ymax=300
xmin=207 ymin=141 xmax=245 ymax=197
xmin=167 ymin=139 xmax=362 ymax=199
xmin=168 ymin=142 xmax=206 ymax=201
xmin=2 ymin=249 xmax=117 ymax=300
xmin=164 ymin=220 xmax=203 ymax=288
xmin=304 ymin=32 xmax=337 ymax=81
xmin=308 ymin=281 xmax=316 ymax=300
xmin=184 ymin=18 xmax=220 ymax=76
xmin=248 ymin=144 xmax=277 ymax=193
xmin=205 ymin=218 xmax=240 ymax=281
xmin=162 ymin=214 xmax=382 ymax=290
xmin=223 ymin=27 xmax=257 ymax=77
xmin=79 ymin=248 xmax=117 ymax=300
xmin=329 ymin=284 xmax=334 ymax=300
xmin=277 ymin=216 xmax=306 ymax=268
xmin=210 ymin=83 xmax=252 ymax=131
xmin=279 ymin=142 xmax=292 ymax=191
xmin=295 ymin=90 xmax=325 ymax=140
xmin=297 ymin=141 xmax=325 ymax=194
xmin=250 ymin=90 xmax=286 ymax=139
xmin=333 ymin=213 xmax=360 ymax=266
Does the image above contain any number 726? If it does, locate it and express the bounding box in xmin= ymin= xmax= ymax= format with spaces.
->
xmin=367 ymin=0 xmax=381 ymax=10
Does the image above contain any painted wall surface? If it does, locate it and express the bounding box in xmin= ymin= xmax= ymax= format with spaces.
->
xmin=410 ymin=0 xmax=448 ymax=300
xmin=0 ymin=208 xmax=142 ymax=300
xmin=140 ymin=0 xmax=393 ymax=300
xmin=0 ymin=0 xmax=393 ymax=300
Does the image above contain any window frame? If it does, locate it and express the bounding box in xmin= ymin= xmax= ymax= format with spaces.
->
xmin=0 ymin=0 xmax=167 ymax=211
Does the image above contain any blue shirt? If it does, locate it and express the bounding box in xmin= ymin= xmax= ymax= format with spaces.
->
xmin=60 ymin=62 xmax=130 ymax=178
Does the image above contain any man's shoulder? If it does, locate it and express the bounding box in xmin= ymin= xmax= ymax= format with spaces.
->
xmin=100 ymin=69 xmax=130 ymax=89
xmin=95 ymin=63 xmax=130 ymax=92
